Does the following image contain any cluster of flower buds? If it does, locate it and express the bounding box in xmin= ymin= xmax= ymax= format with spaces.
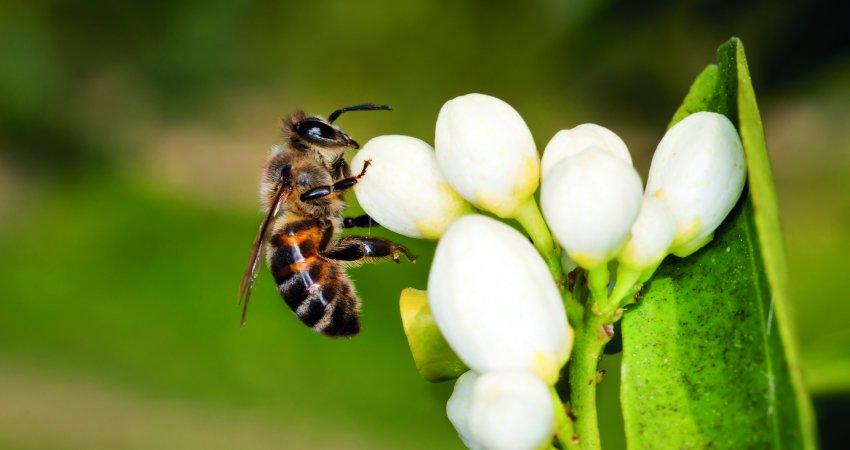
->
xmin=352 ymin=93 xmax=745 ymax=449
xmin=433 ymin=216 xmax=569 ymax=449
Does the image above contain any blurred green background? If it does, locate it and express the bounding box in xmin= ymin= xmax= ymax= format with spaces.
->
xmin=1 ymin=1 xmax=848 ymax=448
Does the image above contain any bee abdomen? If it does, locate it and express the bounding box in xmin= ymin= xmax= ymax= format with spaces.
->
xmin=268 ymin=219 xmax=360 ymax=337
xmin=270 ymin=251 xmax=360 ymax=337
xmin=305 ymin=271 xmax=360 ymax=337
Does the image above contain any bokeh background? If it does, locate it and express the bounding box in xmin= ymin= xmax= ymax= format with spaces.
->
xmin=1 ymin=1 xmax=848 ymax=448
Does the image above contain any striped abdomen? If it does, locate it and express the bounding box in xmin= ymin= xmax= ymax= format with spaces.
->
xmin=268 ymin=219 xmax=360 ymax=337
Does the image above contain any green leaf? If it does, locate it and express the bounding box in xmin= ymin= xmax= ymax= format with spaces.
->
xmin=399 ymin=288 xmax=467 ymax=382
xmin=620 ymin=38 xmax=818 ymax=449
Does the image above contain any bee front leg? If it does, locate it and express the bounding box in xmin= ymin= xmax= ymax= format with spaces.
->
xmin=300 ymin=160 xmax=371 ymax=202
xmin=321 ymin=236 xmax=416 ymax=264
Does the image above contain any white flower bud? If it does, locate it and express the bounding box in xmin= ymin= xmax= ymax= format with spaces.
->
xmin=646 ymin=112 xmax=746 ymax=256
xmin=428 ymin=215 xmax=571 ymax=384
xmin=541 ymin=123 xmax=632 ymax=179
xmin=541 ymin=148 xmax=644 ymax=269
xmin=468 ymin=371 xmax=554 ymax=450
xmin=435 ymin=93 xmax=539 ymax=218
xmin=618 ymin=197 xmax=676 ymax=270
xmin=351 ymin=135 xmax=472 ymax=239
xmin=447 ymin=371 xmax=482 ymax=450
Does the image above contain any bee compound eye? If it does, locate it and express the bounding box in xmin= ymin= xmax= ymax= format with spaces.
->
xmin=297 ymin=120 xmax=337 ymax=141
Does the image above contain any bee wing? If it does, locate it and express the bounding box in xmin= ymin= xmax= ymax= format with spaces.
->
xmin=238 ymin=178 xmax=290 ymax=326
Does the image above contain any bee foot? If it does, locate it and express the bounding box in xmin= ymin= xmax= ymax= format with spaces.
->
xmin=394 ymin=245 xmax=417 ymax=263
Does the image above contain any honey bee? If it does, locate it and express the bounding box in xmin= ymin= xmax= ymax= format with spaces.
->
xmin=239 ymin=104 xmax=415 ymax=337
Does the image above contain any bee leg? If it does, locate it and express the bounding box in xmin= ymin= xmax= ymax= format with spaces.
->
xmin=322 ymin=236 xmax=416 ymax=264
xmin=300 ymin=160 xmax=371 ymax=202
xmin=342 ymin=214 xmax=380 ymax=229
xmin=331 ymin=156 xmax=351 ymax=179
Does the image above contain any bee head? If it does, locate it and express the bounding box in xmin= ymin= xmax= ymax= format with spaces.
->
xmin=282 ymin=113 xmax=356 ymax=150
xmin=282 ymin=104 xmax=391 ymax=153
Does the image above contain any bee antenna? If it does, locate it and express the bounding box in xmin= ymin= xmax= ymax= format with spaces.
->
xmin=328 ymin=104 xmax=392 ymax=123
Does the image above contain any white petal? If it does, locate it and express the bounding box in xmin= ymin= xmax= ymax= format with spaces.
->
xmin=435 ymin=93 xmax=539 ymax=218
xmin=619 ymin=197 xmax=676 ymax=270
xmin=646 ymin=112 xmax=745 ymax=256
xmin=428 ymin=215 xmax=571 ymax=384
xmin=541 ymin=124 xmax=632 ymax=179
xmin=541 ymin=148 xmax=644 ymax=269
xmin=352 ymin=135 xmax=471 ymax=239
xmin=447 ymin=371 xmax=482 ymax=450
xmin=468 ymin=371 xmax=554 ymax=450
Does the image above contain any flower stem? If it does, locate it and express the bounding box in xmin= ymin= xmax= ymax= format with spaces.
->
xmin=562 ymin=290 xmax=584 ymax=328
xmin=513 ymin=197 xmax=561 ymax=280
xmin=607 ymin=265 xmax=641 ymax=311
xmin=514 ymin=197 xmax=613 ymax=449
xmin=550 ymin=387 xmax=580 ymax=450
xmin=513 ymin=197 xmax=583 ymax=324
xmin=587 ymin=265 xmax=609 ymax=308
xmin=568 ymin=315 xmax=609 ymax=450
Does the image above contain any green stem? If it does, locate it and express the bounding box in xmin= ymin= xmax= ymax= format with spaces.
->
xmin=587 ymin=265 xmax=609 ymax=308
xmin=569 ymin=260 xmax=658 ymax=449
xmin=550 ymin=387 xmax=580 ymax=450
xmin=562 ymin=290 xmax=584 ymax=327
xmin=639 ymin=261 xmax=662 ymax=284
xmin=513 ymin=197 xmax=583 ymax=324
xmin=615 ymin=261 xmax=665 ymax=307
xmin=568 ymin=257 xmax=666 ymax=448
xmin=568 ymin=315 xmax=609 ymax=450
xmin=514 ymin=197 xmax=605 ymax=449
xmin=607 ymin=265 xmax=641 ymax=311
xmin=513 ymin=197 xmax=561 ymax=280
